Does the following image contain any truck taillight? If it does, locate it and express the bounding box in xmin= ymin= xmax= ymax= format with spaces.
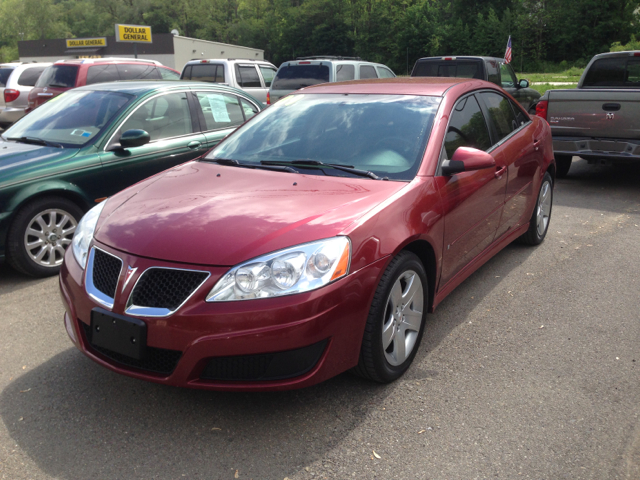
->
xmin=535 ymin=100 xmax=548 ymax=121
xmin=266 ymin=91 xmax=270 ymax=105
xmin=4 ymin=89 xmax=19 ymax=103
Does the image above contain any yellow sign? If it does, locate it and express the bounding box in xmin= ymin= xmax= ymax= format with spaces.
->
xmin=66 ymin=37 xmax=107 ymax=48
xmin=115 ymin=24 xmax=152 ymax=43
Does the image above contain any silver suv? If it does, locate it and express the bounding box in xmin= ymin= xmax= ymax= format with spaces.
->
xmin=0 ymin=62 xmax=51 ymax=128
xmin=268 ymin=56 xmax=396 ymax=104
xmin=180 ymin=59 xmax=277 ymax=105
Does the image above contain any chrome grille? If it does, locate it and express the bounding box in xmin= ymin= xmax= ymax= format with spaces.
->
xmin=127 ymin=268 xmax=209 ymax=316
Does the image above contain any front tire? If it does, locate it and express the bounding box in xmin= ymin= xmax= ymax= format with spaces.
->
xmin=519 ymin=172 xmax=553 ymax=246
xmin=555 ymin=155 xmax=572 ymax=178
xmin=352 ymin=251 xmax=428 ymax=383
xmin=7 ymin=196 xmax=83 ymax=277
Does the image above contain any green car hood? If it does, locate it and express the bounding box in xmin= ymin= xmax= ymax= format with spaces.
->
xmin=0 ymin=140 xmax=82 ymax=188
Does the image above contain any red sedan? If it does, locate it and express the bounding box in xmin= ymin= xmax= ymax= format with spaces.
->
xmin=59 ymin=77 xmax=554 ymax=391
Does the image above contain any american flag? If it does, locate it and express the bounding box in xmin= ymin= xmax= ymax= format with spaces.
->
xmin=504 ymin=36 xmax=512 ymax=64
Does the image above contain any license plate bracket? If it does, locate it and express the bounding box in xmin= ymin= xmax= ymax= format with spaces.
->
xmin=90 ymin=308 xmax=147 ymax=360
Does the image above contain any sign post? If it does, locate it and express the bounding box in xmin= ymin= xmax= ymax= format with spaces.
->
xmin=114 ymin=24 xmax=152 ymax=59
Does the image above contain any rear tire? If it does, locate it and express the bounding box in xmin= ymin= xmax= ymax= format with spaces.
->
xmin=519 ymin=172 xmax=553 ymax=246
xmin=352 ymin=251 xmax=428 ymax=383
xmin=555 ymin=155 xmax=572 ymax=178
xmin=7 ymin=196 xmax=83 ymax=277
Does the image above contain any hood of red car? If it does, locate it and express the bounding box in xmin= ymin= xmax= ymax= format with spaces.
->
xmin=95 ymin=161 xmax=407 ymax=266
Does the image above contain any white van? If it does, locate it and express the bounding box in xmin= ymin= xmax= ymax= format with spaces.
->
xmin=180 ymin=59 xmax=277 ymax=105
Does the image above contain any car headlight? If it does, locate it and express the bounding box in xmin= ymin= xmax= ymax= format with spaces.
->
xmin=206 ymin=237 xmax=351 ymax=302
xmin=72 ymin=201 xmax=106 ymax=269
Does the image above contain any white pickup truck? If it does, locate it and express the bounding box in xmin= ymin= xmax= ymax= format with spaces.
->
xmin=535 ymin=51 xmax=640 ymax=177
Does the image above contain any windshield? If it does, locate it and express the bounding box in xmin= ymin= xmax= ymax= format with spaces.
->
xmin=35 ymin=65 xmax=78 ymax=88
xmin=206 ymin=93 xmax=441 ymax=180
xmin=5 ymin=90 xmax=133 ymax=147
xmin=272 ymin=65 xmax=330 ymax=90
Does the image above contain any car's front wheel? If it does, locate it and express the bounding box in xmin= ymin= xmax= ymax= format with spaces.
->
xmin=7 ymin=196 xmax=83 ymax=277
xmin=352 ymin=251 xmax=428 ymax=383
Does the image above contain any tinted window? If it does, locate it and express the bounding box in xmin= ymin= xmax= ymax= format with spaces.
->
xmin=117 ymin=64 xmax=161 ymax=81
xmin=5 ymin=90 xmax=132 ymax=147
xmin=235 ymin=65 xmax=261 ymax=88
xmin=186 ymin=64 xmax=225 ymax=83
xmin=480 ymin=92 xmax=518 ymax=142
xmin=17 ymin=67 xmax=47 ymax=86
xmin=239 ymin=97 xmax=259 ymax=120
xmin=500 ymin=63 xmax=517 ymax=88
xmin=181 ymin=65 xmax=192 ymax=80
xmin=485 ymin=60 xmax=499 ymax=85
xmin=583 ymin=57 xmax=640 ymax=87
xmin=207 ymin=94 xmax=441 ymax=181
xmin=412 ymin=60 xmax=482 ymax=79
xmin=259 ymin=66 xmax=276 ymax=87
xmin=271 ymin=65 xmax=330 ymax=90
xmin=195 ymin=92 xmax=244 ymax=130
xmin=159 ymin=67 xmax=180 ymax=80
xmin=444 ymin=95 xmax=491 ymax=158
xmin=86 ymin=65 xmax=119 ymax=85
xmin=377 ymin=66 xmax=395 ymax=78
xmin=117 ymin=92 xmax=192 ymax=142
xmin=360 ymin=65 xmax=378 ymax=79
xmin=35 ymin=65 xmax=78 ymax=88
xmin=0 ymin=68 xmax=14 ymax=87
xmin=336 ymin=64 xmax=354 ymax=82
xmin=511 ymin=99 xmax=528 ymax=126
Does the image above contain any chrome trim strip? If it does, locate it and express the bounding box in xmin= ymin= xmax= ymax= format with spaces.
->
xmin=85 ymin=246 xmax=123 ymax=310
xmin=125 ymin=266 xmax=210 ymax=318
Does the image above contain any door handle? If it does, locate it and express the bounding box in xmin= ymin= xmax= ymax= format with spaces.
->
xmin=495 ymin=166 xmax=507 ymax=179
xmin=533 ymin=139 xmax=541 ymax=151
xmin=187 ymin=141 xmax=202 ymax=149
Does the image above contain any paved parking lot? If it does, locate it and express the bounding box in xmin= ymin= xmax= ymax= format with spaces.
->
xmin=1 ymin=158 xmax=639 ymax=480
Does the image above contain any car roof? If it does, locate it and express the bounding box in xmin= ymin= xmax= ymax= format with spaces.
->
xmin=72 ymin=80 xmax=263 ymax=101
xmin=299 ymin=77 xmax=484 ymax=96
xmin=53 ymin=58 xmax=161 ymax=66
xmin=185 ymin=59 xmax=274 ymax=65
xmin=415 ymin=56 xmax=505 ymax=63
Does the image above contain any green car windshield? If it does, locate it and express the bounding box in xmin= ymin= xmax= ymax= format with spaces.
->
xmin=206 ymin=93 xmax=441 ymax=180
xmin=4 ymin=90 xmax=133 ymax=148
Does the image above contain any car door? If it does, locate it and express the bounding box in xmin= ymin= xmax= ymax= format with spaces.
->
xmin=191 ymin=90 xmax=259 ymax=149
xmin=477 ymin=91 xmax=541 ymax=238
xmin=98 ymin=91 xmax=206 ymax=194
xmin=234 ymin=64 xmax=266 ymax=103
xmin=436 ymin=93 xmax=508 ymax=287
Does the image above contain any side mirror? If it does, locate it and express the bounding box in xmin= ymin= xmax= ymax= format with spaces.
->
xmin=519 ymin=79 xmax=529 ymax=88
xmin=441 ymin=147 xmax=496 ymax=175
xmin=120 ymin=129 xmax=150 ymax=148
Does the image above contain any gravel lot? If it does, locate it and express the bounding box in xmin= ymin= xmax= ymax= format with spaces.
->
xmin=1 ymin=158 xmax=639 ymax=480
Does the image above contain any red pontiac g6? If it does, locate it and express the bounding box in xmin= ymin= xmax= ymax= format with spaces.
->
xmin=59 ymin=78 xmax=554 ymax=391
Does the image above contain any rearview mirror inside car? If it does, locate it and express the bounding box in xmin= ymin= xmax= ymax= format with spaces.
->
xmin=441 ymin=147 xmax=496 ymax=175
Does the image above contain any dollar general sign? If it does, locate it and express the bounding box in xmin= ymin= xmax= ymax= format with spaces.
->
xmin=65 ymin=38 xmax=107 ymax=48
xmin=115 ymin=24 xmax=152 ymax=43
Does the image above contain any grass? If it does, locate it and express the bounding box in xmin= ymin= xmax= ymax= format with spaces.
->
xmin=516 ymin=68 xmax=584 ymax=95
xmin=529 ymin=83 xmax=578 ymax=95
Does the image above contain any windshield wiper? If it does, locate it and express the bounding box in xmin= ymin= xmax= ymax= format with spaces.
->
xmin=261 ymin=159 xmax=384 ymax=180
xmin=8 ymin=136 xmax=62 ymax=148
xmin=207 ymin=158 xmax=299 ymax=174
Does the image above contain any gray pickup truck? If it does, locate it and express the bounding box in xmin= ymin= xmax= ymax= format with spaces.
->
xmin=411 ymin=56 xmax=541 ymax=112
xmin=536 ymin=51 xmax=640 ymax=177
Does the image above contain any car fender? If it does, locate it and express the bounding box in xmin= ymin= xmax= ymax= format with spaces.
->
xmin=5 ymin=179 xmax=93 ymax=217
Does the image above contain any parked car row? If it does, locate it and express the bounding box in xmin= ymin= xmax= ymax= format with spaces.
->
xmin=1 ymin=49 xmax=560 ymax=392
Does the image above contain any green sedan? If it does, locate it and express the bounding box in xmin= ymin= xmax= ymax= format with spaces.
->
xmin=0 ymin=81 xmax=262 ymax=277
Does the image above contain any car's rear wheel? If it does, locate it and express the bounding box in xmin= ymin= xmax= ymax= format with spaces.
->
xmin=518 ymin=172 xmax=553 ymax=246
xmin=555 ymin=154 xmax=572 ymax=178
xmin=7 ymin=196 xmax=83 ymax=277
xmin=352 ymin=251 xmax=427 ymax=383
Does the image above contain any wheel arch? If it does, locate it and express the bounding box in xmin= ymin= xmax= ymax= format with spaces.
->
xmin=399 ymin=239 xmax=438 ymax=313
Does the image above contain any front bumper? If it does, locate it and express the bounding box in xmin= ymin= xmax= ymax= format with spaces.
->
xmin=59 ymin=240 xmax=387 ymax=391
xmin=553 ymin=136 xmax=640 ymax=162
xmin=0 ymin=106 xmax=26 ymax=125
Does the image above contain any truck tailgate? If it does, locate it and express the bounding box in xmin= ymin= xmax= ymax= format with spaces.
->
xmin=547 ymin=89 xmax=640 ymax=140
